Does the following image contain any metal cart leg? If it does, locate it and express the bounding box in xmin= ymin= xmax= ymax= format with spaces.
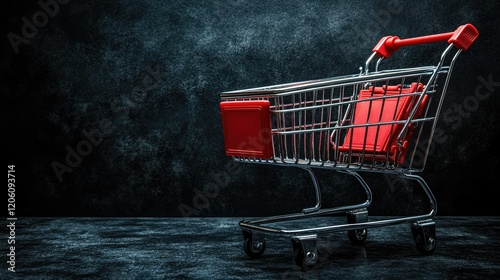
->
xmin=401 ymin=173 xmax=437 ymax=217
xmin=300 ymin=167 xmax=321 ymax=214
xmin=340 ymin=170 xmax=371 ymax=245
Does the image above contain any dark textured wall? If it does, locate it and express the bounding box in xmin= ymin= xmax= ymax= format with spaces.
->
xmin=3 ymin=0 xmax=499 ymax=217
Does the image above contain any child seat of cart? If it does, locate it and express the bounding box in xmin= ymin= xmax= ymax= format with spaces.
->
xmin=337 ymin=82 xmax=429 ymax=164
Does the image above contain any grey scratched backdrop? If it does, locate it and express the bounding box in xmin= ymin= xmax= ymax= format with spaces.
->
xmin=3 ymin=0 xmax=499 ymax=217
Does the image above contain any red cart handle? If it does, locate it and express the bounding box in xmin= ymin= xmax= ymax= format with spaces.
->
xmin=373 ymin=23 xmax=479 ymax=59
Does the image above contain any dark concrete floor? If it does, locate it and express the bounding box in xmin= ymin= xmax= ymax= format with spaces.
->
xmin=5 ymin=216 xmax=500 ymax=279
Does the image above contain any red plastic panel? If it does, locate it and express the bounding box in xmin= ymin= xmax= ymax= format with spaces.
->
xmin=339 ymin=83 xmax=427 ymax=163
xmin=220 ymin=100 xmax=273 ymax=159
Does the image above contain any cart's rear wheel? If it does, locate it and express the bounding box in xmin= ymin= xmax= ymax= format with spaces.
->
xmin=348 ymin=228 xmax=368 ymax=245
xmin=242 ymin=230 xmax=266 ymax=258
xmin=291 ymin=237 xmax=318 ymax=271
xmin=293 ymin=246 xmax=318 ymax=271
xmin=411 ymin=222 xmax=436 ymax=255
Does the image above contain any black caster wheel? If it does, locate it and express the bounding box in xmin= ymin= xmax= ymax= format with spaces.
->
xmin=348 ymin=228 xmax=368 ymax=245
xmin=411 ymin=222 xmax=436 ymax=255
xmin=291 ymin=237 xmax=318 ymax=271
xmin=242 ymin=230 xmax=266 ymax=258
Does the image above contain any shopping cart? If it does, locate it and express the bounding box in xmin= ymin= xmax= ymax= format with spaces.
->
xmin=219 ymin=24 xmax=478 ymax=270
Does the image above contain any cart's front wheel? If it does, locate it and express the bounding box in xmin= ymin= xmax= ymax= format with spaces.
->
xmin=242 ymin=230 xmax=266 ymax=258
xmin=346 ymin=209 xmax=368 ymax=245
xmin=348 ymin=228 xmax=368 ymax=245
